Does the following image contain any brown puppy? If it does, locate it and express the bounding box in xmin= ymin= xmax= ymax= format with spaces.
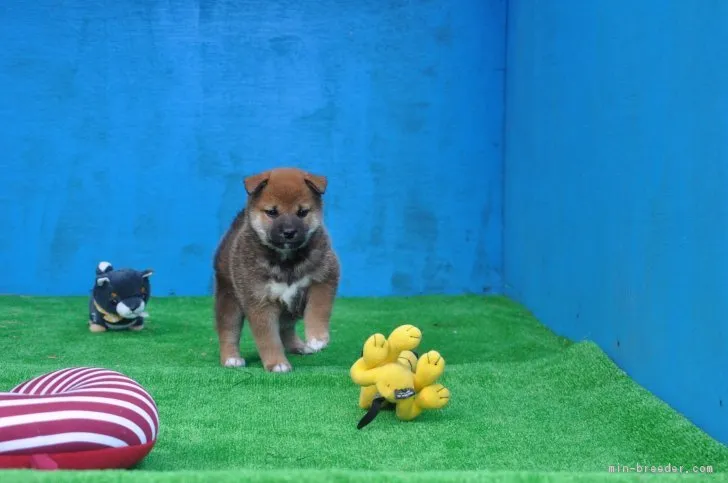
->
xmin=213 ymin=167 xmax=340 ymax=373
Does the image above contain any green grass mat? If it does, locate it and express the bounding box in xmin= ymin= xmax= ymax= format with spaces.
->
xmin=0 ymin=295 xmax=726 ymax=482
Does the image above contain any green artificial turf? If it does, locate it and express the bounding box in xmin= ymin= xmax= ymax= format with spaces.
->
xmin=0 ymin=295 xmax=726 ymax=482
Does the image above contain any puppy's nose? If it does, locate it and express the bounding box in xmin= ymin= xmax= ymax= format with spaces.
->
xmin=282 ymin=227 xmax=297 ymax=240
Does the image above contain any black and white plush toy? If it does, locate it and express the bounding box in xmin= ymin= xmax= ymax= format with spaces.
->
xmin=89 ymin=261 xmax=153 ymax=332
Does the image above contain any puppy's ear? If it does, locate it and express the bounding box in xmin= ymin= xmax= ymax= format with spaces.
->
xmin=304 ymin=172 xmax=327 ymax=195
xmin=243 ymin=172 xmax=270 ymax=196
xmin=96 ymin=277 xmax=110 ymax=287
xmin=96 ymin=261 xmax=113 ymax=275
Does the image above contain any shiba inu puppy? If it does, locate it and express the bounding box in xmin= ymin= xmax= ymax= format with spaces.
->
xmin=213 ymin=167 xmax=340 ymax=373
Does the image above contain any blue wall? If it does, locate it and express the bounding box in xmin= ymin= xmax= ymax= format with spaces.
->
xmin=0 ymin=0 xmax=506 ymax=297
xmin=503 ymin=0 xmax=728 ymax=444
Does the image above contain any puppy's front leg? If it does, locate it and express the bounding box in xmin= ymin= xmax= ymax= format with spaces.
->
xmin=248 ymin=305 xmax=292 ymax=373
xmin=303 ymin=281 xmax=337 ymax=353
xmin=215 ymin=289 xmax=245 ymax=368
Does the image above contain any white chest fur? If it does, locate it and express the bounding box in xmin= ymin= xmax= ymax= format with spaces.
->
xmin=266 ymin=275 xmax=311 ymax=309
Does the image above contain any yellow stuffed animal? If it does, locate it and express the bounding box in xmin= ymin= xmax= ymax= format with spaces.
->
xmin=350 ymin=324 xmax=450 ymax=429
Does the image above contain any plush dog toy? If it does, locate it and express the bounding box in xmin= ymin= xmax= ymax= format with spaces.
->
xmin=88 ymin=261 xmax=153 ymax=332
xmin=350 ymin=324 xmax=450 ymax=429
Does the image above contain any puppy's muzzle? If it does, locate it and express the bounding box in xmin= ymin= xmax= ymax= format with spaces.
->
xmin=281 ymin=227 xmax=298 ymax=240
xmin=270 ymin=216 xmax=306 ymax=249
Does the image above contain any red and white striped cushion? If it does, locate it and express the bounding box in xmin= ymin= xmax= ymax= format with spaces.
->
xmin=0 ymin=367 xmax=159 ymax=470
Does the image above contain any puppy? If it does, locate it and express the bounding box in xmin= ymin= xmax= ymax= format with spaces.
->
xmin=213 ymin=167 xmax=340 ymax=373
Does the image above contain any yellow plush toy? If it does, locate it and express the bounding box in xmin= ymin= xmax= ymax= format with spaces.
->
xmin=350 ymin=324 xmax=450 ymax=429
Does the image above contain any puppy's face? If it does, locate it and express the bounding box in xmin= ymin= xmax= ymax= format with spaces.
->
xmin=244 ymin=168 xmax=327 ymax=252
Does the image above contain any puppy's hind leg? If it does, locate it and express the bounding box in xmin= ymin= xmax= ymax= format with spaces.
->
xmin=215 ymin=280 xmax=246 ymax=368
xmin=280 ymin=313 xmax=310 ymax=355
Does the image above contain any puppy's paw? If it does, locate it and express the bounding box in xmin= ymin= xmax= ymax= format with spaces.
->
xmin=267 ymin=362 xmax=292 ymax=373
xmin=283 ymin=336 xmax=308 ymax=355
xmin=223 ymin=357 xmax=246 ymax=368
xmin=129 ymin=325 xmax=144 ymax=332
xmin=304 ymin=337 xmax=328 ymax=354
xmin=89 ymin=323 xmax=106 ymax=333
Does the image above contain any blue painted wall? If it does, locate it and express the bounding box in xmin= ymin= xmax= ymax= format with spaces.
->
xmin=0 ymin=0 xmax=506 ymax=297
xmin=503 ymin=0 xmax=728 ymax=444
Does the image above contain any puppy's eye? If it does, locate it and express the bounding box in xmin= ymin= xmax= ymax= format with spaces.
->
xmin=141 ymin=287 xmax=146 ymax=294
xmin=264 ymin=208 xmax=279 ymax=218
xmin=297 ymin=208 xmax=310 ymax=218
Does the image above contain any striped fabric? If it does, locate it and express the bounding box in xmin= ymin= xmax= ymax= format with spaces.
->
xmin=0 ymin=367 xmax=159 ymax=456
